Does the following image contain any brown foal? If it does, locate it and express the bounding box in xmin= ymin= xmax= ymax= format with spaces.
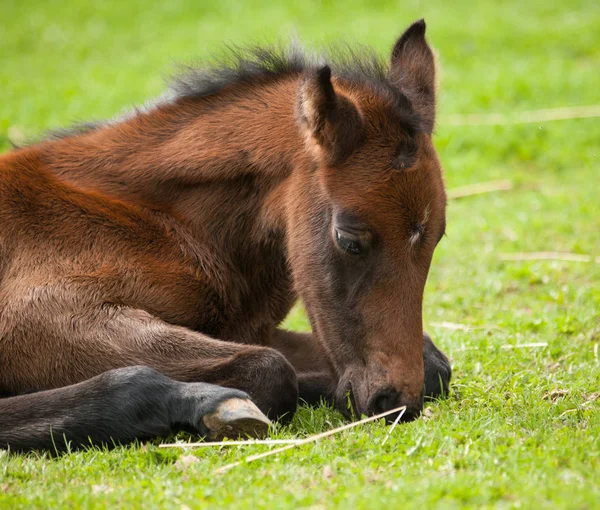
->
xmin=0 ymin=19 xmax=450 ymax=451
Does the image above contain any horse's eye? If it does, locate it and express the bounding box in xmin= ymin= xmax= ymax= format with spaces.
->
xmin=334 ymin=228 xmax=363 ymax=255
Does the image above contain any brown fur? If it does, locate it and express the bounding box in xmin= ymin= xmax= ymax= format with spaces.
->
xmin=0 ymin=20 xmax=447 ymax=435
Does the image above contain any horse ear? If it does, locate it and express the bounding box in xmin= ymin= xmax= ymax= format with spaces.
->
xmin=389 ymin=19 xmax=436 ymax=133
xmin=297 ymin=65 xmax=363 ymax=164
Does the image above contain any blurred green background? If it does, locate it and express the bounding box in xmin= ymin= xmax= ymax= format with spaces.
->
xmin=2 ymin=0 xmax=598 ymax=145
xmin=1 ymin=1 xmax=599 ymax=508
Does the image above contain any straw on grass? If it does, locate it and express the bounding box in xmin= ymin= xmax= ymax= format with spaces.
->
xmin=500 ymin=252 xmax=600 ymax=263
xmin=430 ymin=321 xmax=504 ymax=331
xmin=159 ymin=439 xmax=300 ymax=448
xmin=442 ymin=104 xmax=600 ymax=126
xmin=215 ymin=405 xmax=406 ymax=474
xmin=381 ymin=407 xmax=405 ymax=446
xmin=448 ymin=180 xmax=513 ymax=199
xmin=501 ymin=342 xmax=548 ymax=349
xmin=453 ymin=342 xmax=548 ymax=352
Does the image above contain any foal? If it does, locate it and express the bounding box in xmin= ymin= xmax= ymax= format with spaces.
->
xmin=0 ymin=19 xmax=451 ymax=451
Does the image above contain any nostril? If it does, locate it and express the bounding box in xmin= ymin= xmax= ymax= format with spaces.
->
xmin=367 ymin=388 xmax=401 ymax=416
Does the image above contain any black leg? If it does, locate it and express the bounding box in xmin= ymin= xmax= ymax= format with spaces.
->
xmin=0 ymin=366 xmax=270 ymax=452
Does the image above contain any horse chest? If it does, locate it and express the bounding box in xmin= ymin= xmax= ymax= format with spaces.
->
xmin=156 ymin=233 xmax=294 ymax=344
xmin=206 ymin=241 xmax=295 ymax=344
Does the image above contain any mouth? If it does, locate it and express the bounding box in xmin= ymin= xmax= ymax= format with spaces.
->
xmin=334 ymin=381 xmax=423 ymax=423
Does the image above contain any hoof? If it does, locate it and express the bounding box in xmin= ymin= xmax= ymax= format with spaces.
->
xmin=203 ymin=398 xmax=271 ymax=440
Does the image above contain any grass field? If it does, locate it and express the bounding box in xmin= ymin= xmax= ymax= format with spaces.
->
xmin=1 ymin=0 xmax=599 ymax=508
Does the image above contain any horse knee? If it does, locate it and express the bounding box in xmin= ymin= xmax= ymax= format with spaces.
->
xmin=238 ymin=349 xmax=299 ymax=421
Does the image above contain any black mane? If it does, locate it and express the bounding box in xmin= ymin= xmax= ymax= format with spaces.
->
xmin=39 ymin=42 xmax=422 ymax=145
xmin=169 ymin=42 xmax=422 ymax=132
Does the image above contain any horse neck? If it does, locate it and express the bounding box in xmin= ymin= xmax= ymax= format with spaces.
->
xmin=41 ymin=77 xmax=306 ymax=230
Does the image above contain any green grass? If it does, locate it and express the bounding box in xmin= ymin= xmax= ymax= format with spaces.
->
xmin=1 ymin=0 xmax=599 ymax=507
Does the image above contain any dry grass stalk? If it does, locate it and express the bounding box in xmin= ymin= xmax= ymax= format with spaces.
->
xmin=430 ymin=321 xmax=474 ymax=331
xmin=443 ymin=104 xmax=600 ymax=126
xmin=430 ymin=321 xmax=502 ymax=331
xmin=214 ymin=405 xmax=407 ymax=474
xmin=453 ymin=342 xmax=548 ymax=352
xmin=500 ymin=342 xmax=548 ymax=349
xmin=500 ymin=252 xmax=600 ymax=263
xmin=159 ymin=439 xmax=300 ymax=449
xmin=453 ymin=346 xmax=479 ymax=352
xmin=381 ymin=407 xmax=406 ymax=445
xmin=447 ymin=180 xmax=512 ymax=199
